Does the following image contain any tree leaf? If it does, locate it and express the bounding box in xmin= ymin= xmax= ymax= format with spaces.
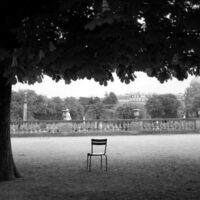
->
xmin=11 ymin=56 xmax=18 ymax=67
xmin=49 ymin=42 xmax=56 ymax=52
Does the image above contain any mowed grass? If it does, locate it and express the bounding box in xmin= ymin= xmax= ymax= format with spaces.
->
xmin=1 ymin=135 xmax=200 ymax=200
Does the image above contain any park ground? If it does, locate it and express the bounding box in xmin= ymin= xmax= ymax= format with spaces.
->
xmin=1 ymin=135 xmax=200 ymax=200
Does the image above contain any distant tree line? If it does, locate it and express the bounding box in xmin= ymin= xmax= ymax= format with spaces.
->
xmin=11 ymin=90 xmax=119 ymax=121
xmin=145 ymin=80 xmax=200 ymax=119
xmin=12 ymin=81 xmax=200 ymax=121
xmin=184 ymin=80 xmax=200 ymax=118
xmin=145 ymin=94 xmax=182 ymax=118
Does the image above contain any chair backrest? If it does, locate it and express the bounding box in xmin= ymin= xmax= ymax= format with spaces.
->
xmin=91 ymin=139 xmax=107 ymax=154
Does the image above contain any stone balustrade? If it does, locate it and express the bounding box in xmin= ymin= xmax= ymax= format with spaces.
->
xmin=10 ymin=118 xmax=200 ymax=136
xmin=142 ymin=119 xmax=197 ymax=131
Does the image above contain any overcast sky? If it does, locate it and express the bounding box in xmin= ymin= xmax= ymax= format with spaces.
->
xmin=12 ymin=72 xmax=194 ymax=98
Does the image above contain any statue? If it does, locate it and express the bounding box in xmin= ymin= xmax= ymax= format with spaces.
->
xmin=62 ymin=108 xmax=71 ymax=120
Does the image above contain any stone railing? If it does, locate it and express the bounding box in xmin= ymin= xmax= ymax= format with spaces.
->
xmin=142 ymin=118 xmax=197 ymax=132
xmin=10 ymin=118 xmax=200 ymax=136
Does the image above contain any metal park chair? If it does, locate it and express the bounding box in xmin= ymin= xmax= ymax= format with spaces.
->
xmin=87 ymin=138 xmax=108 ymax=171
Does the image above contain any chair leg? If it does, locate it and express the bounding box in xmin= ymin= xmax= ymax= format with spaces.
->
xmin=105 ymin=155 xmax=107 ymax=171
xmin=100 ymin=155 xmax=102 ymax=169
xmin=87 ymin=155 xmax=88 ymax=170
xmin=89 ymin=156 xmax=92 ymax=171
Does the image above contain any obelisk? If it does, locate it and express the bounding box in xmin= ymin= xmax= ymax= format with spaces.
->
xmin=23 ymin=91 xmax=28 ymax=121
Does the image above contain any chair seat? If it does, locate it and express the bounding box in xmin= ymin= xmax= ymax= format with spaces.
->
xmin=88 ymin=153 xmax=105 ymax=156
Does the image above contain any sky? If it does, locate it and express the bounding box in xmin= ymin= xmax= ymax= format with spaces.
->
xmin=12 ymin=72 xmax=194 ymax=98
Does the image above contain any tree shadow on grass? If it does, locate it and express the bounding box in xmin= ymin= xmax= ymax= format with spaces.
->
xmin=1 ymin=158 xmax=200 ymax=200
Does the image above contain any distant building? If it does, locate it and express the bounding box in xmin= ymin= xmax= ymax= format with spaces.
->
xmin=118 ymin=92 xmax=151 ymax=105
xmin=118 ymin=92 xmax=184 ymax=105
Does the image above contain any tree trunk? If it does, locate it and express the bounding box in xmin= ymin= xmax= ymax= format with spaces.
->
xmin=0 ymin=77 xmax=21 ymax=181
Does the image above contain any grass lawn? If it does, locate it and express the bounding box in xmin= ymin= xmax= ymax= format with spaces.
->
xmin=1 ymin=135 xmax=200 ymax=200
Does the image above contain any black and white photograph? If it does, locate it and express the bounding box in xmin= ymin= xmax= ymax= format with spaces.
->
xmin=1 ymin=1 xmax=200 ymax=199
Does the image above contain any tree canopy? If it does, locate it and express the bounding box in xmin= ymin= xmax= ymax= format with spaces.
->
xmin=1 ymin=0 xmax=200 ymax=86
xmin=115 ymin=103 xmax=145 ymax=119
xmin=102 ymin=92 xmax=118 ymax=107
xmin=145 ymin=94 xmax=181 ymax=118
xmin=184 ymin=79 xmax=200 ymax=117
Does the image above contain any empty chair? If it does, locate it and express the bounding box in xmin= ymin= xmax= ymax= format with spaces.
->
xmin=87 ymin=138 xmax=107 ymax=171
